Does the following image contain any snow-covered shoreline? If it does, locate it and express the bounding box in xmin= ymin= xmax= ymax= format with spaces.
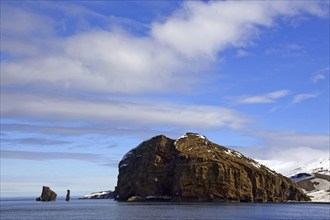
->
xmin=79 ymin=190 xmax=114 ymax=199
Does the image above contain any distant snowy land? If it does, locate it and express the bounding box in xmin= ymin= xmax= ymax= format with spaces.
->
xmin=258 ymin=158 xmax=330 ymax=202
xmin=79 ymin=190 xmax=114 ymax=199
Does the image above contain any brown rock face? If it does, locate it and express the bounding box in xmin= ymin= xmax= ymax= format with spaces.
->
xmin=36 ymin=186 xmax=57 ymax=202
xmin=116 ymin=133 xmax=310 ymax=202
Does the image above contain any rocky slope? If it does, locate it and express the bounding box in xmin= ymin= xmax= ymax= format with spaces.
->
xmin=115 ymin=133 xmax=310 ymax=202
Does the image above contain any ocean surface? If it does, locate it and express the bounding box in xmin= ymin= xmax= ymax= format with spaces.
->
xmin=1 ymin=198 xmax=329 ymax=220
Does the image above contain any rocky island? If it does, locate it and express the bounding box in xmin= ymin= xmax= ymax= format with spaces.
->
xmin=36 ymin=186 xmax=57 ymax=202
xmin=115 ymin=132 xmax=310 ymax=202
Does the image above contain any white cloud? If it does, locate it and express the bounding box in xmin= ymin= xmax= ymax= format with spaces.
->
xmin=152 ymin=1 xmax=270 ymax=58
xmin=259 ymin=146 xmax=327 ymax=175
xmin=261 ymin=131 xmax=329 ymax=151
xmin=151 ymin=1 xmax=327 ymax=58
xmin=292 ymin=93 xmax=319 ymax=104
xmin=2 ymin=30 xmax=195 ymax=94
xmin=236 ymin=90 xmax=290 ymax=104
xmin=1 ymin=1 xmax=328 ymax=94
xmin=240 ymin=130 xmax=329 ymax=174
xmin=63 ymin=31 xmax=189 ymax=93
xmin=1 ymin=92 xmax=249 ymax=130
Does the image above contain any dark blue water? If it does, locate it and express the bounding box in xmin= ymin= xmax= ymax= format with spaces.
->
xmin=1 ymin=198 xmax=329 ymax=220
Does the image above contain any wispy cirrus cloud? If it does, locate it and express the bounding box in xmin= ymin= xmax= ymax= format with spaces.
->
xmin=1 ymin=92 xmax=249 ymax=130
xmin=236 ymin=49 xmax=250 ymax=58
xmin=235 ymin=90 xmax=290 ymax=104
xmin=1 ymin=137 xmax=71 ymax=146
xmin=0 ymin=123 xmax=159 ymax=138
xmin=265 ymin=43 xmax=306 ymax=57
xmin=311 ymin=67 xmax=329 ymax=83
xmin=311 ymin=74 xmax=326 ymax=83
xmin=1 ymin=149 xmax=121 ymax=167
xmin=1 ymin=150 xmax=104 ymax=162
xmin=292 ymin=93 xmax=319 ymax=104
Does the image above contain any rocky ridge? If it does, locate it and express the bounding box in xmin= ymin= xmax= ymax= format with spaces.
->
xmin=115 ymin=133 xmax=310 ymax=202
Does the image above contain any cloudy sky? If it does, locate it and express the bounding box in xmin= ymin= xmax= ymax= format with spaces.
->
xmin=1 ymin=1 xmax=329 ymax=197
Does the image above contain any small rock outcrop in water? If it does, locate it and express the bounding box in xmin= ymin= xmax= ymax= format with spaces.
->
xmin=115 ymin=133 xmax=310 ymax=202
xmin=66 ymin=190 xmax=70 ymax=201
xmin=36 ymin=186 xmax=57 ymax=201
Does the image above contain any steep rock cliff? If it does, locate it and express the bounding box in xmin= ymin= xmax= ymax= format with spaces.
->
xmin=116 ymin=133 xmax=310 ymax=202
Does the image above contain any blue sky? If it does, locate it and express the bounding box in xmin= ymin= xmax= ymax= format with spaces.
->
xmin=1 ymin=1 xmax=329 ymax=197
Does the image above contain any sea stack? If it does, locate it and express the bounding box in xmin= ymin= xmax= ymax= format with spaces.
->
xmin=36 ymin=186 xmax=57 ymax=202
xmin=115 ymin=132 xmax=310 ymax=202
xmin=66 ymin=190 xmax=70 ymax=201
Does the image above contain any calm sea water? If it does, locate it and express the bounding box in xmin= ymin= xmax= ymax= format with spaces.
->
xmin=1 ymin=198 xmax=329 ymax=220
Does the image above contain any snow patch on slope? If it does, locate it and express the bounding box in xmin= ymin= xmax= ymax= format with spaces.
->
xmin=307 ymin=190 xmax=330 ymax=202
xmin=249 ymin=160 xmax=261 ymax=169
xmin=305 ymin=178 xmax=330 ymax=202
xmin=312 ymin=178 xmax=329 ymax=192
xmin=174 ymin=134 xmax=188 ymax=149
xmin=256 ymin=158 xmax=329 ymax=177
xmin=224 ymin=149 xmax=243 ymax=158
xmin=287 ymin=158 xmax=330 ymax=177
xmin=174 ymin=133 xmax=208 ymax=149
